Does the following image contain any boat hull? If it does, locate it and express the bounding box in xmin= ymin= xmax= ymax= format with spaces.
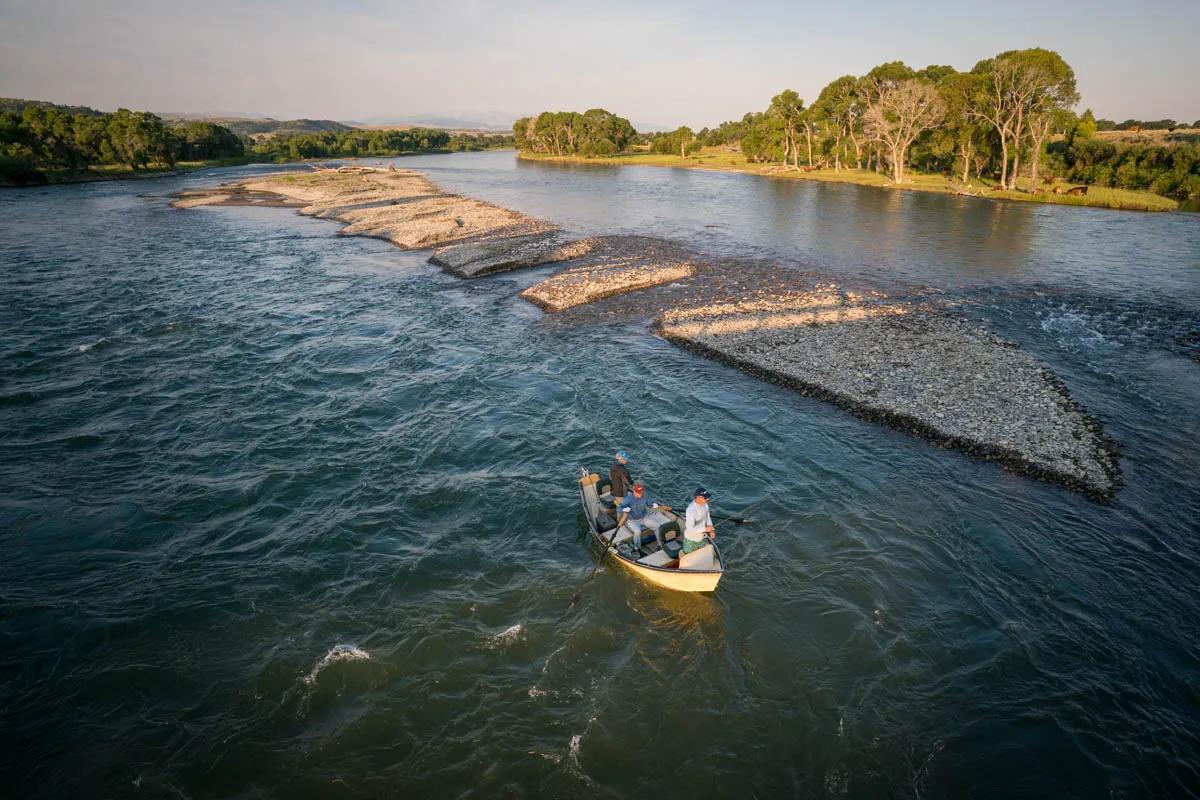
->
xmin=611 ymin=554 xmax=722 ymax=592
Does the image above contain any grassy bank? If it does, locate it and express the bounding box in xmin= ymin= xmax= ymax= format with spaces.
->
xmin=9 ymin=146 xmax=516 ymax=188
xmin=518 ymin=148 xmax=1180 ymax=212
xmin=23 ymin=156 xmax=260 ymax=186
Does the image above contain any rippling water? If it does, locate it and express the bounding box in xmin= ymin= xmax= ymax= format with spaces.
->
xmin=2 ymin=153 xmax=1198 ymax=798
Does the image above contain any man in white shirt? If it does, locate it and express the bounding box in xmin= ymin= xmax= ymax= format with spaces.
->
xmin=683 ymin=487 xmax=716 ymax=554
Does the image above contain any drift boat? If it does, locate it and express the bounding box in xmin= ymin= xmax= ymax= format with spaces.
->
xmin=578 ymin=468 xmax=724 ymax=592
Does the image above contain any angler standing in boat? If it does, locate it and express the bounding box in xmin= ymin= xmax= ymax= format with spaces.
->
xmin=683 ymin=487 xmax=716 ymax=554
xmin=616 ymin=482 xmax=673 ymax=551
xmin=609 ymin=450 xmax=633 ymax=508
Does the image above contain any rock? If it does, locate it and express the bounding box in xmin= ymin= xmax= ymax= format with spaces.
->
xmin=173 ymin=168 xmax=554 ymax=250
xmin=429 ymin=233 xmax=597 ymax=278
xmin=519 ymin=236 xmax=700 ymax=312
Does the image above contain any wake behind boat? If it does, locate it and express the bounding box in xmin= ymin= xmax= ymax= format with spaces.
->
xmin=578 ymin=468 xmax=725 ymax=592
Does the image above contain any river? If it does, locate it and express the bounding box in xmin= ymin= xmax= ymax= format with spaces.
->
xmin=1 ymin=151 xmax=1198 ymax=798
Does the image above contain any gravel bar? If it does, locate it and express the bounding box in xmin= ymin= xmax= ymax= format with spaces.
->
xmin=172 ymin=167 xmax=553 ymax=250
xmin=658 ymin=294 xmax=1120 ymax=498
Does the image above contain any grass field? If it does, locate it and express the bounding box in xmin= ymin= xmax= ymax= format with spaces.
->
xmin=518 ymin=148 xmax=1180 ymax=212
xmin=1096 ymin=128 xmax=1200 ymax=146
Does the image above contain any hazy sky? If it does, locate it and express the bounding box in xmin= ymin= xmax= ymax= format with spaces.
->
xmin=2 ymin=0 xmax=1197 ymax=128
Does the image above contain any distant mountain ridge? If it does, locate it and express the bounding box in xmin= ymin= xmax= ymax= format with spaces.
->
xmin=0 ymin=97 xmax=104 ymax=116
xmin=199 ymin=118 xmax=355 ymax=137
xmin=353 ymin=112 xmax=517 ymax=131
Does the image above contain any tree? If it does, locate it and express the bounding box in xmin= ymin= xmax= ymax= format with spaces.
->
xmin=651 ymin=126 xmax=700 ymax=158
xmin=768 ymin=89 xmax=805 ymax=168
xmin=811 ymin=75 xmax=862 ymax=170
xmin=1073 ymin=108 xmax=1097 ymax=141
xmin=862 ymin=79 xmax=946 ymax=182
xmin=970 ymin=48 xmax=1078 ymax=189
xmin=513 ymin=109 xmax=635 ymax=156
xmin=1027 ymin=107 xmax=1073 ymax=189
xmin=938 ymin=71 xmax=985 ymax=182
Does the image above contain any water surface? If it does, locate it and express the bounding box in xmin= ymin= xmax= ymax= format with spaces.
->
xmin=1 ymin=152 xmax=1198 ymax=798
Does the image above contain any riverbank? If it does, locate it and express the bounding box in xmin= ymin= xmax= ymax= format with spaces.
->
xmin=2 ymin=148 xmax=512 ymax=188
xmin=0 ymin=156 xmax=260 ymax=187
xmin=518 ymin=149 xmax=1180 ymax=213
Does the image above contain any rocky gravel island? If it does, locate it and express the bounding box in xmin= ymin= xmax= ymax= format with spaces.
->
xmin=175 ymin=167 xmax=1121 ymax=498
xmin=658 ymin=291 xmax=1119 ymax=498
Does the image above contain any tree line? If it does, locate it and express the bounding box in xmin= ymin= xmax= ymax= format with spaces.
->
xmin=249 ymin=128 xmax=512 ymax=160
xmin=0 ymin=100 xmax=510 ymax=185
xmin=705 ymin=48 xmax=1198 ymax=198
xmin=1 ymin=105 xmax=245 ymax=183
xmin=250 ymin=128 xmax=451 ymax=160
xmin=509 ymin=50 xmax=1198 ymax=201
xmin=1095 ymin=118 xmax=1200 ymax=132
xmin=513 ymin=110 xmax=636 ymax=157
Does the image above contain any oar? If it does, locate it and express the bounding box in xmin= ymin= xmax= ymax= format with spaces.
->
xmin=569 ymin=523 xmax=622 ymax=607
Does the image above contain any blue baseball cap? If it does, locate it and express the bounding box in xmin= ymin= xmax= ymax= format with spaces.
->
xmin=616 ymin=450 xmax=629 ymax=460
xmin=694 ymin=487 xmax=711 ymax=499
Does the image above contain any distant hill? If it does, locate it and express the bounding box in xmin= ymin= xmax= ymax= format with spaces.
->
xmin=355 ymin=112 xmax=517 ymax=131
xmin=158 ymin=116 xmax=356 ymax=138
xmin=0 ymin=97 xmax=103 ymax=116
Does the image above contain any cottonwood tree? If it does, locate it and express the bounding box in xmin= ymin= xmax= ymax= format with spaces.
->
xmin=970 ymin=48 xmax=1077 ymax=189
xmin=651 ymin=126 xmax=700 ymax=158
xmin=862 ymin=79 xmax=946 ymax=183
xmin=938 ymin=71 xmax=987 ymax=183
xmin=513 ymin=109 xmax=635 ymax=156
xmin=769 ymin=90 xmax=805 ymax=168
xmin=811 ymin=75 xmax=862 ymax=170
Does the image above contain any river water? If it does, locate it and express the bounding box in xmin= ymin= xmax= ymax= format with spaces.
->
xmin=2 ymin=151 xmax=1198 ymax=799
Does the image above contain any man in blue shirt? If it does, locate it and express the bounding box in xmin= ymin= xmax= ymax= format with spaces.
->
xmin=616 ymin=482 xmax=673 ymax=552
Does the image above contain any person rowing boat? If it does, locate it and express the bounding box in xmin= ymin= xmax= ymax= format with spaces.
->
xmin=616 ymin=482 xmax=673 ymax=552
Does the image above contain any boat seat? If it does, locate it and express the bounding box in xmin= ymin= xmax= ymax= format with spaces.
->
xmin=611 ymin=526 xmax=634 ymax=546
xmin=658 ymin=520 xmax=681 ymax=542
xmin=637 ymin=550 xmax=676 ymax=567
xmin=679 ymin=544 xmax=715 ymax=571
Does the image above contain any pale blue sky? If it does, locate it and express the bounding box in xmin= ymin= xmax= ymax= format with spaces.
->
xmin=1 ymin=0 xmax=1197 ymax=127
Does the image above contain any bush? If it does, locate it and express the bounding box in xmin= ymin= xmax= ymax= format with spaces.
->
xmin=0 ymin=153 xmax=45 ymax=184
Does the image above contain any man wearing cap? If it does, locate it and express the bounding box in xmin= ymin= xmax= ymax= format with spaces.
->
xmin=616 ymin=482 xmax=673 ymax=552
xmin=609 ymin=451 xmax=633 ymax=507
xmin=683 ymin=487 xmax=716 ymax=554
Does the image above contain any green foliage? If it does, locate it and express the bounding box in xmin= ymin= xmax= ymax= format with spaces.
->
xmin=513 ymin=109 xmax=636 ymax=156
xmin=700 ymin=47 xmax=1188 ymax=199
xmin=1074 ymin=109 xmax=1098 ymax=140
xmin=1047 ymin=137 xmax=1200 ymax=197
xmin=652 ymin=126 xmax=700 ymax=157
xmin=0 ymin=97 xmax=103 ymax=117
xmin=0 ymin=102 xmax=243 ymax=181
xmin=250 ymin=128 xmax=454 ymax=160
